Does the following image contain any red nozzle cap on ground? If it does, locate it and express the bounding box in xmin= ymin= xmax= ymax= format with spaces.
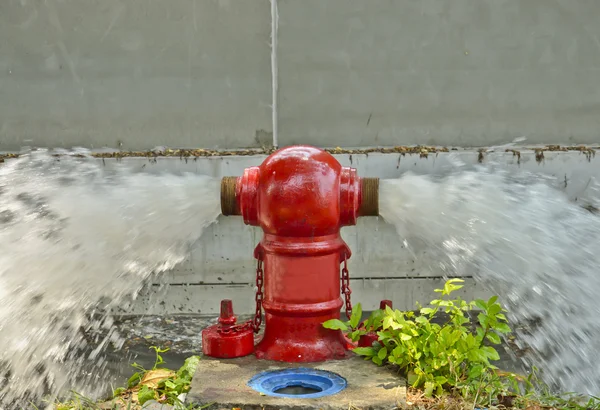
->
xmin=379 ymin=300 xmax=393 ymax=310
xmin=218 ymin=299 xmax=237 ymax=326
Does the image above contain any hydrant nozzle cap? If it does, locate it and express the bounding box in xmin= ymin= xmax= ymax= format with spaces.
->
xmin=221 ymin=177 xmax=240 ymax=216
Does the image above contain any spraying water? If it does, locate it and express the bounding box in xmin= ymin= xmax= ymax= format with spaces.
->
xmin=379 ymin=155 xmax=600 ymax=395
xmin=0 ymin=149 xmax=220 ymax=407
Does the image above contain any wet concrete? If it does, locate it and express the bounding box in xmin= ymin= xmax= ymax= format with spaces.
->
xmin=186 ymin=355 xmax=406 ymax=410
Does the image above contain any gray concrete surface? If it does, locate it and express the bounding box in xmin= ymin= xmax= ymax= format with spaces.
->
xmin=277 ymin=0 xmax=600 ymax=147
xmin=187 ymin=355 xmax=406 ymax=410
xmin=3 ymin=0 xmax=600 ymax=151
xmin=87 ymin=148 xmax=599 ymax=315
xmin=0 ymin=0 xmax=272 ymax=151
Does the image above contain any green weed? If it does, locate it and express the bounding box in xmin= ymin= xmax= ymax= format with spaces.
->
xmin=52 ymin=346 xmax=199 ymax=410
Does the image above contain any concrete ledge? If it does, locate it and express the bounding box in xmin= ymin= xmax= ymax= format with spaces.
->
xmin=187 ymin=355 xmax=406 ymax=410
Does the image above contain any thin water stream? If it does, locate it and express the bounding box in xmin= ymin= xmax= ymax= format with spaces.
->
xmin=0 ymin=149 xmax=599 ymax=407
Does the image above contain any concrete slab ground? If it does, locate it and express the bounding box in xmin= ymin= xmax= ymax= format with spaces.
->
xmin=187 ymin=355 xmax=406 ymax=410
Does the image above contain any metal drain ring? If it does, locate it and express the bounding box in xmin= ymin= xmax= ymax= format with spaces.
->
xmin=247 ymin=368 xmax=347 ymax=399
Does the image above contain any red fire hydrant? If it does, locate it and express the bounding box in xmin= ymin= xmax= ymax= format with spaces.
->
xmin=202 ymin=145 xmax=379 ymax=362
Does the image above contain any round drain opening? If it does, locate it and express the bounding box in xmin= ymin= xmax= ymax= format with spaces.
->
xmin=248 ymin=368 xmax=347 ymax=399
xmin=274 ymin=385 xmax=322 ymax=395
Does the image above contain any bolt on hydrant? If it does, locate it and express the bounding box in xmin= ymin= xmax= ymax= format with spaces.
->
xmin=202 ymin=145 xmax=380 ymax=362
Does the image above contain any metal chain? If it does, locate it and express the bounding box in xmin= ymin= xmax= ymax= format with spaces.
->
xmin=252 ymin=258 xmax=264 ymax=333
xmin=341 ymin=256 xmax=353 ymax=320
xmin=217 ymin=321 xmax=253 ymax=335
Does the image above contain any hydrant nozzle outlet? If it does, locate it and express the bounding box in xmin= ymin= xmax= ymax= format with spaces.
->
xmin=220 ymin=176 xmax=239 ymax=216
xmin=359 ymin=177 xmax=379 ymax=217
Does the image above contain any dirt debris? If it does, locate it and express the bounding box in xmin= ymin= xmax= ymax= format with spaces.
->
xmin=0 ymin=146 xmax=449 ymax=162
xmin=0 ymin=145 xmax=598 ymax=163
xmin=535 ymin=149 xmax=545 ymax=164
xmin=506 ymin=149 xmax=522 ymax=164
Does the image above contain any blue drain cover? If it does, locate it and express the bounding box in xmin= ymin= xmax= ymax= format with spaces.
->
xmin=247 ymin=368 xmax=347 ymax=399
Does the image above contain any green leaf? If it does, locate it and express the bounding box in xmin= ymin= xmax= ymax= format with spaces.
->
xmin=350 ymin=303 xmax=363 ymax=329
xmin=477 ymin=326 xmax=487 ymax=342
xmin=424 ymin=381 xmax=435 ymax=397
xmin=474 ymin=299 xmax=487 ymax=311
xmin=487 ymin=295 xmax=498 ymax=305
xmin=177 ymin=355 xmax=201 ymax=381
xmin=400 ymin=333 xmax=413 ymax=341
xmin=164 ymin=379 xmax=177 ymax=390
xmin=377 ymin=330 xmax=393 ymax=342
xmin=496 ymin=313 xmax=507 ymax=321
xmin=443 ymin=279 xmax=465 ymax=295
xmin=481 ymin=346 xmax=500 ymax=361
xmin=127 ymin=372 xmax=143 ymax=388
xmin=468 ymin=363 xmax=484 ymax=379
xmin=486 ymin=332 xmax=501 ymax=344
xmin=420 ymin=307 xmax=435 ymax=315
xmin=415 ymin=316 xmax=428 ymax=324
xmin=352 ymin=347 xmax=376 ymax=357
xmin=372 ymin=355 xmax=383 ymax=366
xmin=322 ymin=319 xmax=348 ymax=331
xmin=151 ymin=346 xmax=170 ymax=354
xmin=382 ymin=316 xmax=396 ymax=330
xmin=467 ymin=349 xmax=487 ymax=363
xmin=477 ymin=313 xmax=489 ymax=329
xmin=434 ymin=376 xmax=448 ymax=385
xmin=113 ymin=387 xmax=126 ymax=397
xmin=377 ymin=346 xmax=388 ymax=361
xmin=365 ymin=310 xmax=384 ymax=330
xmin=137 ymin=385 xmax=156 ymax=406
xmin=407 ymin=371 xmax=419 ymax=386
xmin=392 ymin=345 xmax=405 ymax=357
xmin=488 ymin=303 xmax=501 ymax=316
xmin=494 ymin=322 xmax=512 ymax=334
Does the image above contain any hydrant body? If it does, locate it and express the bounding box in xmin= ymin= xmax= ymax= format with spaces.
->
xmin=206 ymin=145 xmax=378 ymax=363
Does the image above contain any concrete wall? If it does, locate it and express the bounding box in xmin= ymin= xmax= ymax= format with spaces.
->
xmin=277 ymin=0 xmax=600 ymax=147
xmin=2 ymin=0 xmax=600 ymax=151
xmin=0 ymin=0 xmax=272 ymax=151
xmin=110 ymin=149 xmax=600 ymax=315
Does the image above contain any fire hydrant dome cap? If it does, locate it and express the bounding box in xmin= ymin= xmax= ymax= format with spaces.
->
xmin=257 ymin=146 xmax=346 ymax=236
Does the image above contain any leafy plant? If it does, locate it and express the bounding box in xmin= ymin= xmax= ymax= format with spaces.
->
xmin=322 ymin=302 xmax=363 ymax=341
xmin=123 ymin=346 xmax=200 ymax=409
xmin=54 ymin=346 xmax=200 ymax=409
xmin=511 ymin=366 xmax=600 ymax=410
xmin=324 ymin=279 xmax=512 ymax=404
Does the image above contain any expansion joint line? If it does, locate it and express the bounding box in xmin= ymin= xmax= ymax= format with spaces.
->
xmin=270 ymin=0 xmax=279 ymax=148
